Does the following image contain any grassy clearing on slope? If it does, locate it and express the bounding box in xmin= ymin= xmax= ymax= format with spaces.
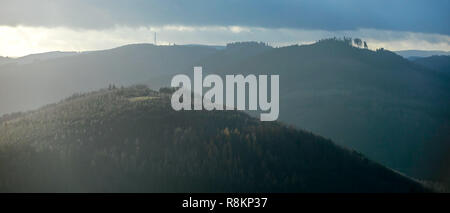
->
xmin=128 ymin=96 xmax=159 ymax=102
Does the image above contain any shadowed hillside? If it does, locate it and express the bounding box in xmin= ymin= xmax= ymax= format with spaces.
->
xmin=411 ymin=55 xmax=450 ymax=75
xmin=200 ymin=39 xmax=450 ymax=180
xmin=0 ymin=86 xmax=429 ymax=192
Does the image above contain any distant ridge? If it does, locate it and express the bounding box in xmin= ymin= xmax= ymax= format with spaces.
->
xmin=410 ymin=55 xmax=450 ymax=75
xmin=395 ymin=50 xmax=450 ymax=58
xmin=0 ymin=51 xmax=79 ymax=65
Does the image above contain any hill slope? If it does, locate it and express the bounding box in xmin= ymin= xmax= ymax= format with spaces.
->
xmin=411 ymin=55 xmax=450 ymax=75
xmin=0 ymin=44 xmax=218 ymax=115
xmin=199 ymin=39 xmax=450 ymax=180
xmin=0 ymin=86 xmax=429 ymax=192
xmin=0 ymin=56 xmax=13 ymax=65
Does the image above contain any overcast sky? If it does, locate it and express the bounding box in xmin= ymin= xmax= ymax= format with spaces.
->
xmin=1 ymin=0 xmax=449 ymax=57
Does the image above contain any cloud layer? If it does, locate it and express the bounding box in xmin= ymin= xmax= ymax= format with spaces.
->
xmin=1 ymin=0 xmax=449 ymax=35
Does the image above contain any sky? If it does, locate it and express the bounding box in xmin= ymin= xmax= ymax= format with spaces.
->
xmin=1 ymin=0 xmax=449 ymax=57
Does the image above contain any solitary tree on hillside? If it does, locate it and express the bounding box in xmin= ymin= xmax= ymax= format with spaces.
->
xmin=354 ymin=38 xmax=363 ymax=47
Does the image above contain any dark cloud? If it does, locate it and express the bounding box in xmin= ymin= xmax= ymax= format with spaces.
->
xmin=1 ymin=0 xmax=449 ymax=35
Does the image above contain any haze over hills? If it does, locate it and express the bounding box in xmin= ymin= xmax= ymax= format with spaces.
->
xmin=410 ymin=55 xmax=450 ymax=75
xmin=13 ymin=51 xmax=80 ymax=65
xmin=0 ymin=86 xmax=431 ymax=192
xmin=0 ymin=39 xmax=449 ymax=181
xmin=0 ymin=44 xmax=217 ymax=115
xmin=0 ymin=51 xmax=80 ymax=65
xmin=0 ymin=56 xmax=13 ymax=65
xmin=395 ymin=50 xmax=450 ymax=58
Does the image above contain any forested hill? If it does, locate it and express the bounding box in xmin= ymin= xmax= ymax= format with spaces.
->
xmin=0 ymin=86 xmax=429 ymax=192
xmin=201 ymin=39 xmax=450 ymax=180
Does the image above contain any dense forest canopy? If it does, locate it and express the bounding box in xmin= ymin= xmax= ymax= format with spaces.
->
xmin=0 ymin=86 xmax=431 ymax=192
